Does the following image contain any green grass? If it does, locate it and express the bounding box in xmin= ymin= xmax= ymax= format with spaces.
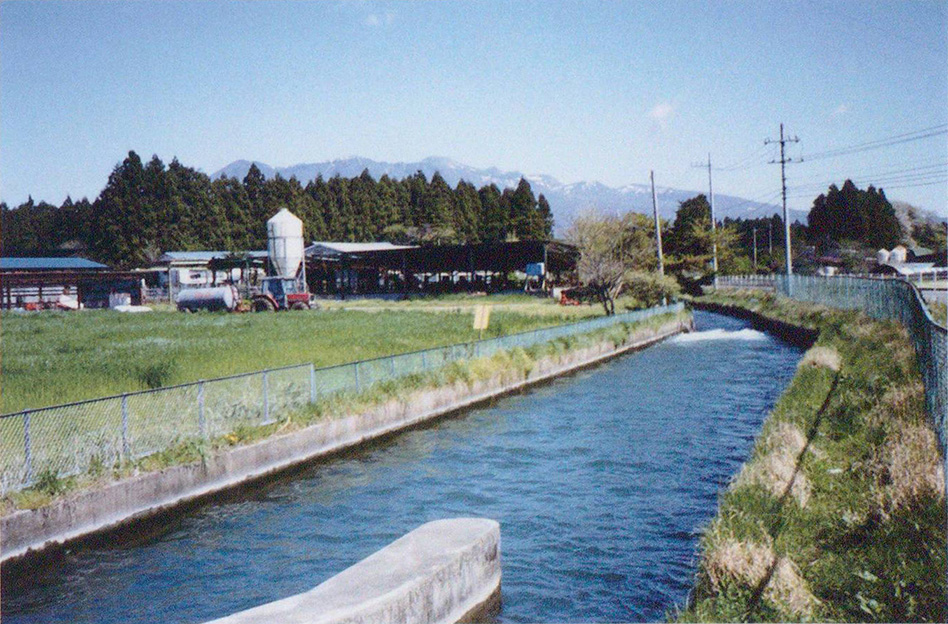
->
xmin=926 ymin=301 xmax=947 ymax=326
xmin=677 ymin=291 xmax=946 ymax=622
xmin=0 ymin=294 xmax=625 ymax=414
xmin=1 ymin=309 xmax=689 ymax=513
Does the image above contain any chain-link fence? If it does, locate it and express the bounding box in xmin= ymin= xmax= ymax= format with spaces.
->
xmin=0 ymin=302 xmax=684 ymax=494
xmin=772 ymin=275 xmax=947 ymax=455
xmin=717 ymin=274 xmax=778 ymax=290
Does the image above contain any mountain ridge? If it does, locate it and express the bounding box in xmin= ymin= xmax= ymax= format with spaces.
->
xmin=212 ymin=156 xmax=805 ymax=230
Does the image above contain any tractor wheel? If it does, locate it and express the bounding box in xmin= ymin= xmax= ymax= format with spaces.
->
xmin=252 ymin=297 xmax=277 ymax=312
xmin=290 ymin=301 xmax=310 ymax=311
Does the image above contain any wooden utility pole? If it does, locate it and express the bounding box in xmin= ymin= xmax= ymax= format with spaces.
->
xmin=765 ymin=124 xmax=799 ymax=277
xmin=650 ymin=170 xmax=664 ymax=276
xmin=707 ymin=154 xmax=718 ymax=287
xmin=753 ymin=227 xmax=758 ymax=270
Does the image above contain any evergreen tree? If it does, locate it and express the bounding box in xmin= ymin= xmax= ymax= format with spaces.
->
xmin=808 ymin=179 xmax=901 ymax=252
xmin=537 ymin=194 xmax=554 ymax=240
xmin=453 ymin=180 xmax=482 ymax=243
xmin=478 ymin=184 xmax=507 ymax=241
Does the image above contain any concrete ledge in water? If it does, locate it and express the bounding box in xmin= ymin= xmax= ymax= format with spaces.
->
xmin=206 ymin=518 xmax=501 ymax=624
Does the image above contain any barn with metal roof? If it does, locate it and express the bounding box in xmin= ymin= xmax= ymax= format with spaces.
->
xmin=0 ymin=257 xmax=145 ymax=310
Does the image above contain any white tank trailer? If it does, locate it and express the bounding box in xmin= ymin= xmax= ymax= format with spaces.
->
xmin=176 ymin=285 xmax=240 ymax=312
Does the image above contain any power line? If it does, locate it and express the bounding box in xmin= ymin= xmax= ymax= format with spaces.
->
xmin=789 ymin=172 xmax=948 ymax=193
xmin=713 ymin=145 xmax=774 ymax=172
xmin=791 ymin=159 xmax=948 ymax=185
xmin=765 ymin=123 xmax=799 ymax=276
xmin=784 ymin=176 xmax=948 ymax=200
xmin=723 ymin=188 xmax=783 ymax=212
xmin=800 ymin=123 xmax=947 ymax=162
xmin=787 ymin=163 xmax=948 ymax=193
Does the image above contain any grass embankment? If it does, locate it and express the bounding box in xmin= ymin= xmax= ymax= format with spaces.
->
xmin=926 ymin=300 xmax=947 ymax=326
xmin=679 ymin=291 xmax=945 ymax=623
xmin=0 ymin=294 xmax=622 ymax=414
xmin=4 ymin=309 xmax=689 ymax=513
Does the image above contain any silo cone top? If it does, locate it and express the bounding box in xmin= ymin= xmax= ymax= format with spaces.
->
xmin=268 ymin=207 xmax=302 ymax=228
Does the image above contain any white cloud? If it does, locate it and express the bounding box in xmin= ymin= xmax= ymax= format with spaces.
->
xmin=831 ymin=104 xmax=849 ymax=117
xmin=649 ymin=102 xmax=675 ymax=122
xmin=364 ymin=12 xmax=394 ymax=27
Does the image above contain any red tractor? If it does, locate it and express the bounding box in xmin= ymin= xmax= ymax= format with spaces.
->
xmin=251 ymin=276 xmax=312 ymax=311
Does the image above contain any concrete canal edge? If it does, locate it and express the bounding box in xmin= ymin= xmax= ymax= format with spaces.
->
xmin=1 ymin=314 xmax=692 ymax=567
xmin=689 ymin=299 xmax=818 ymax=348
xmin=206 ymin=518 xmax=501 ymax=624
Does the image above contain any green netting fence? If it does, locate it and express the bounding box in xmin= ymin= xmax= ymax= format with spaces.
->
xmin=0 ymin=301 xmax=684 ymax=494
xmin=773 ymin=275 xmax=946 ymax=455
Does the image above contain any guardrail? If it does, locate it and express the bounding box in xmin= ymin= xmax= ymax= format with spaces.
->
xmin=0 ymin=302 xmax=684 ymax=494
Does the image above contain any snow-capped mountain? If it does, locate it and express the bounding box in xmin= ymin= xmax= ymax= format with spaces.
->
xmin=212 ymin=156 xmax=803 ymax=232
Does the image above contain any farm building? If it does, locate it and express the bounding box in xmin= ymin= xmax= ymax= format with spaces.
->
xmin=305 ymin=240 xmax=578 ymax=297
xmin=154 ymin=240 xmax=578 ymax=299
xmin=0 ymin=257 xmax=146 ymax=309
xmin=155 ymin=251 xmax=269 ymax=290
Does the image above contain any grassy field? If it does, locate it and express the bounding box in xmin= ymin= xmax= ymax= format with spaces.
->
xmin=678 ymin=291 xmax=945 ymax=622
xmin=1 ymin=307 xmax=688 ymax=512
xmin=0 ymin=294 xmax=624 ymax=414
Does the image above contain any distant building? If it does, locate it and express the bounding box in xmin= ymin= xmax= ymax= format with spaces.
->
xmin=154 ymin=251 xmax=268 ymax=291
xmin=305 ymin=240 xmax=578 ymax=297
xmin=0 ymin=257 xmax=144 ymax=309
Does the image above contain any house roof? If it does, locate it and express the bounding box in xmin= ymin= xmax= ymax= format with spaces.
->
xmin=306 ymin=242 xmax=416 ymax=257
xmin=877 ymin=262 xmax=937 ymax=276
xmin=0 ymin=257 xmax=109 ymax=271
xmin=158 ymin=251 xmax=232 ymax=263
xmin=157 ymin=251 xmax=268 ymax=265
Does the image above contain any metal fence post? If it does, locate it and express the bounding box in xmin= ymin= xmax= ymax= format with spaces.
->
xmin=198 ymin=382 xmax=207 ymax=438
xmin=390 ymin=355 xmax=397 ymax=378
xmin=23 ymin=411 xmax=32 ymax=484
xmin=309 ymin=363 xmax=317 ymax=404
xmin=354 ymin=361 xmax=361 ymax=391
xmin=422 ymin=351 xmax=428 ymax=370
xmin=262 ymin=371 xmax=270 ymax=422
xmin=121 ymin=394 xmax=130 ymax=459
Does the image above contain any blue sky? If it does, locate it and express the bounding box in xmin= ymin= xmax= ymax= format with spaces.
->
xmin=2 ymin=0 xmax=946 ymax=215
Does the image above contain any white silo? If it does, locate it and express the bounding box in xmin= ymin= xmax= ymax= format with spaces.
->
xmin=876 ymin=249 xmax=891 ymax=265
xmin=267 ymin=208 xmax=304 ymax=278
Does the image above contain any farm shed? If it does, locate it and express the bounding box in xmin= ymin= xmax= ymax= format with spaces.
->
xmin=305 ymin=240 xmax=578 ymax=297
xmin=0 ymin=257 xmax=145 ymax=309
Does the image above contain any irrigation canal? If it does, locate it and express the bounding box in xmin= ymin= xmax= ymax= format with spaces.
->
xmin=6 ymin=311 xmax=803 ymax=623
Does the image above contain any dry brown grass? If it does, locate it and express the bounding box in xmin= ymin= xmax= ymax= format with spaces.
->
xmin=873 ymin=420 xmax=945 ymax=518
xmin=767 ymin=557 xmax=821 ymax=617
xmin=864 ymin=381 xmax=925 ymax=431
xmin=798 ymin=346 xmax=841 ymax=372
xmin=736 ymin=422 xmax=811 ymax=508
xmin=704 ymin=532 xmax=818 ymax=618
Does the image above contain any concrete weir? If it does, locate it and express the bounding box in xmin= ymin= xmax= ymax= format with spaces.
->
xmin=1 ymin=314 xmax=690 ymax=566
xmin=206 ymin=518 xmax=502 ymax=624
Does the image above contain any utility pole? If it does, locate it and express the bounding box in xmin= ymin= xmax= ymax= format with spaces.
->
xmin=650 ymin=170 xmax=664 ymax=276
xmin=708 ymin=154 xmax=718 ymax=287
xmin=768 ymin=221 xmax=773 ymax=256
xmin=765 ymin=123 xmax=799 ymax=277
xmin=753 ymin=227 xmax=758 ymax=271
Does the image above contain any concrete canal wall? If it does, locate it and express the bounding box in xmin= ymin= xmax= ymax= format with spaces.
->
xmin=689 ymin=300 xmax=818 ymax=348
xmin=206 ymin=518 xmax=501 ymax=624
xmin=1 ymin=314 xmax=691 ymax=566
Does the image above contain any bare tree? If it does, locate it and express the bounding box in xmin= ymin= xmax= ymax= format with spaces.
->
xmin=566 ymin=211 xmax=661 ymax=315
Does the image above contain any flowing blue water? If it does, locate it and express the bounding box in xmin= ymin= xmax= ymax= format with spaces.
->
xmin=5 ymin=311 xmax=802 ymax=623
